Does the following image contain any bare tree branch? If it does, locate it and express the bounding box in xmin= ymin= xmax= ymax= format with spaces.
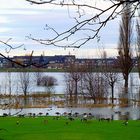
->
xmin=0 ymin=52 xmax=47 ymax=68
xmin=0 ymin=39 xmax=24 ymax=53
xmin=26 ymin=0 xmax=140 ymax=48
xmin=0 ymin=39 xmax=48 ymax=68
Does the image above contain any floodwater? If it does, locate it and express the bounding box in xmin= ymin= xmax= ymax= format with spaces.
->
xmin=0 ymin=106 xmax=140 ymax=120
xmin=0 ymin=72 xmax=140 ymax=120
xmin=0 ymin=72 xmax=65 ymax=95
xmin=0 ymin=72 xmax=139 ymax=97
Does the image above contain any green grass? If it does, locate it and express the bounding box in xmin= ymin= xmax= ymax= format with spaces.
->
xmin=0 ymin=117 xmax=140 ymax=140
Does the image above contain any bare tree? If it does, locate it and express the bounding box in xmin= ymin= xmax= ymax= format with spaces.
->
xmin=83 ymin=72 xmax=108 ymax=104
xmin=34 ymin=69 xmax=44 ymax=86
xmin=19 ymin=70 xmax=32 ymax=105
xmin=65 ymin=59 xmax=83 ymax=105
xmin=40 ymin=75 xmax=57 ymax=93
xmin=117 ymin=3 xmax=134 ymax=100
xmin=102 ymin=51 xmax=119 ymax=105
xmin=19 ymin=72 xmax=31 ymax=96
xmin=65 ymin=73 xmax=74 ymax=105
xmin=79 ymin=61 xmax=96 ymax=104
xmin=104 ymin=71 xmax=118 ymax=105
xmin=26 ymin=0 xmax=140 ymax=48
xmin=83 ymin=56 xmax=109 ymax=104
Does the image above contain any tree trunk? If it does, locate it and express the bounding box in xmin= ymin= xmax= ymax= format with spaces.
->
xmin=124 ymin=76 xmax=129 ymax=104
xmin=111 ymin=84 xmax=114 ymax=105
xmin=124 ymin=76 xmax=128 ymax=90
xmin=74 ymin=81 xmax=78 ymax=105
xmin=24 ymin=96 xmax=27 ymax=107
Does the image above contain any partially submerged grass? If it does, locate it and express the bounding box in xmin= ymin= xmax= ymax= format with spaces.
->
xmin=1 ymin=93 xmax=139 ymax=109
xmin=0 ymin=117 xmax=140 ymax=140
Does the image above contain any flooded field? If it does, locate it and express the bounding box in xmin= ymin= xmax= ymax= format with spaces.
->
xmin=0 ymin=72 xmax=140 ymax=120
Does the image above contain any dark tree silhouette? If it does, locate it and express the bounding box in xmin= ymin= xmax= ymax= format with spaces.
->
xmin=136 ymin=7 xmax=140 ymax=78
xmin=40 ymin=75 xmax=57 ymax=94
xmin=117 ymin=2 xmax=134 ymax=100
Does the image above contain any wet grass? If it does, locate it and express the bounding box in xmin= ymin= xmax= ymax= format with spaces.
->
xmin=0 ymin=117 xmax=140 ymax=140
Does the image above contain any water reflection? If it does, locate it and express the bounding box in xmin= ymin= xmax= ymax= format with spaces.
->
xmin=0 ymin=72 xmax=139 ymax=97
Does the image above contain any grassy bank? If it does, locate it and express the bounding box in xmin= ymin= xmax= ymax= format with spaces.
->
xmin=0 ymin=117 xmax=140 ymax=140
xmin=0 ymin=67 xmax=138 ymax=73
xmin=0 ymin=68 xmax=65 ymax=72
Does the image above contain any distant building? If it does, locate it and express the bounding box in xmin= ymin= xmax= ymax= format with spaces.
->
xmin=12 ymin=55 xmax=75 ymax=69
xmin=0 ymin=55 xmax=137 ymax=69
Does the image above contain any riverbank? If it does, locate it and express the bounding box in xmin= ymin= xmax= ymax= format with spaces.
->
xmin=0 ymin=67 xmax=138 ymax=72
xmin=0 ymin=68 xmax=65 ymax=72
xmin=0 ymin=117 xmax=140 ymax=140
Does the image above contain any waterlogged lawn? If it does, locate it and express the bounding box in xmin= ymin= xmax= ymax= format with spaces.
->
xmin=0 ymin=117 xmax=140 ymax=140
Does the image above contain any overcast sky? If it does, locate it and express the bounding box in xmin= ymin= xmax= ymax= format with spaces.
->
xmin=0 ymin=0 xmax=121 ymax=58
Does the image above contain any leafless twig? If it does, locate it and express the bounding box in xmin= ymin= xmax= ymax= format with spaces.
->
xmin=26 ymin=0 xmax=140 ymax=48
